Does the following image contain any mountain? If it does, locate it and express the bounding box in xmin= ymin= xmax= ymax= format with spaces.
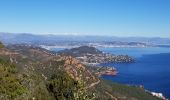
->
xmin=1 ymin=32 xmax=170 ymax=45
xmin=0 ymin=44 xmax=98 ymax=99
xmin=0 ymin=42 xmax=162 ymax=100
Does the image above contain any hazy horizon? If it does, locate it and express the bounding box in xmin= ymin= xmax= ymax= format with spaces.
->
xmin=0 ymin=0 xmax=170 ymax=37
xmin=1 ymin=32 xmax=170 ymax=38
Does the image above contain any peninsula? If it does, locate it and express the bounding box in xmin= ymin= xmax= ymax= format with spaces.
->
xmin=58 ymin=46 xmax=134 ymax=64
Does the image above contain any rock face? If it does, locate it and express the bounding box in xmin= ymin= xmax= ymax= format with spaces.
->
xmin=151 ymin=92 xmax=167 ymax=100
xmin=95 ymin=67 xmax=118 ymax=77
xmin=57 ymin=56 xmax=98 ymax=85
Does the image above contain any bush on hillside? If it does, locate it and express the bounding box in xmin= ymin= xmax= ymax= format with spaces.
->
xmin=0 ymin=41 xmax=4 ymax=48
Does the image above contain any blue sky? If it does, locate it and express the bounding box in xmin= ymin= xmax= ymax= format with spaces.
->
xmin=0 ymin=0 xmax=170 ymax=37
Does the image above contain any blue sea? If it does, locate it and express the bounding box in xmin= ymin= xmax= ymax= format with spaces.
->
xmin=99 ymin=47 xmax=170 ymax=99
xmin=52 ymin=47 xmax=170 ymax=98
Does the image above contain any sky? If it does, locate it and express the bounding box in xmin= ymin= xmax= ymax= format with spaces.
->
xmin=0 ymin=0 xmax=170 ymax=37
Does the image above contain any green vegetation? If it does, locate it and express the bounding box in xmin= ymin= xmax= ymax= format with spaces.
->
xmin=47 ymin=71 xmax=95 ymax=100
xmin=58 ymin=46 xmax=102 ymax=57
xmin=90 ymin=80 xmax=161 ymax=100
xmin=0 ymin=58 xmax=93 ymax=100
xmin=0 ymin=41 xmax=4 ymax=48
xmin=0 ymin=59 xmax=28 ymax=100
xmin=0 ymin=45 xmax=162 ymax=100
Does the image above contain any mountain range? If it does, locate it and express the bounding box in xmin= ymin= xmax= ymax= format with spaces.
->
xmin=1 ymin=32 xmax=170 ymax=45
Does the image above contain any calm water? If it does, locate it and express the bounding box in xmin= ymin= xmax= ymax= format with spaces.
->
xmin=99 ymin=47 xmax=170 ymax=98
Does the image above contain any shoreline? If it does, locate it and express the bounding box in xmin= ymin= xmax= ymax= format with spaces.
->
xmin=145 ymin=90 xmax=168 ymax=100
xmin=40 ymin=45 xmax=152 ymax=50
xmin=47 ymin=46 xmax=169 ymax=99
xmin=96 ymin=67 xmax=118 ymax=77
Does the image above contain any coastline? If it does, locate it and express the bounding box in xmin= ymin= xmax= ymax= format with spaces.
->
xmin=49 ymin=46 xmax=170 ymax=99
xmin=95 ymin=67 xmax=118 ymax=77
xmin=145 ymin=90 xmax=168 ymax=100
xmin=40 ymin=45 xmax=151 ymax=50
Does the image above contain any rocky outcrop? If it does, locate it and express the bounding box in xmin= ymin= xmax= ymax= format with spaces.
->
xmin=58 ymin=56 xmax=98 ymax=85
xmin=95 ymin=67 xmax=118 ymax=77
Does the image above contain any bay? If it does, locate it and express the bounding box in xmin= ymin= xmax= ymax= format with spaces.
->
xmin=99 ymin=47 xmax=170 ymax=98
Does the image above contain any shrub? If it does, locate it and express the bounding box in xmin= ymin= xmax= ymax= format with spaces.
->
xmin=47 ymin=71 xmax=95 ymax=100
xmin=0 ymin=59 xmax=28 ymax=99
xmin=0 ymin=41 xmax=4 ymax=48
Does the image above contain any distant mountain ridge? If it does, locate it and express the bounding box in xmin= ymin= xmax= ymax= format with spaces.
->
xmin=1 ymin=32 xmax=170 ymax=45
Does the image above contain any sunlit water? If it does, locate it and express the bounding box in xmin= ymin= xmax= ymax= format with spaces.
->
xmin=99 ymin=47 xmax=170 ymax=98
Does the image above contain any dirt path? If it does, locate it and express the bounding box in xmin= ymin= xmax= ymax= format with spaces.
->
xmin=85 ymin=79 xmax=118 ymax=100
xmin=85 ymin=80 xmax=100 ymax=89
xmin=105 ymin=91 xmax=118 ymax=100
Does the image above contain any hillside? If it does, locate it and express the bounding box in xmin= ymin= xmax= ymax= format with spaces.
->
xmin=0 ymin=43 xmax=162 ymax=100
xmin=58 ymin=46 xmax=102 ymax=57
xmin=0 ymin=41 xmax=4 ymax=48
xmin=58 ymin=46 xmax=134 ymax=64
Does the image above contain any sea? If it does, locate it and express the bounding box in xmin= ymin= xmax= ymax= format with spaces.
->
xmin=99 ymin=47 xmax=170 ymax=99
xmin=51 ymin=46 xmax=170 ymax=99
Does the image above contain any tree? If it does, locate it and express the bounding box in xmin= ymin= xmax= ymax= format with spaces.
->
xmin=0 ymin=41 xmax=4 ymax=48
xmin=47 ymin=71 xmax=95 ymax=100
